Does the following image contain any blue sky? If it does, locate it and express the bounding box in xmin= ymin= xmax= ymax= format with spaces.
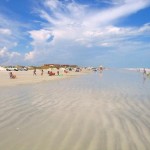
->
xmin=0 ymin=0 xmax=150 ymax=67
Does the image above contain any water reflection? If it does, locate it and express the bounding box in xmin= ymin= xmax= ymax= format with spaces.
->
xmin=0 ymin=70 xmax=150 ymax=150
xmin=143 ymin=74 xmax=147 ymax=84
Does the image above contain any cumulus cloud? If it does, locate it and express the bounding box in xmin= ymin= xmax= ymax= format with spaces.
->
xmin=0 ymin=47 xmax=20 ymax=58
xmin=35 ymin=0 xmax=150 ymax=41
xmin=24 ymin=29 xmax=54 ymax=61
xmin=25 ymin=51 xmax=36 ymax=60
xmin=1 ymin=0 xmax=150 ymax=66
xmin=0 ymin=47 xmax=22 ymax=65
xmin=23 ymin=0 xmax=150 ymax=65
xmin=29 ymin=29 xmax=52 ymax=42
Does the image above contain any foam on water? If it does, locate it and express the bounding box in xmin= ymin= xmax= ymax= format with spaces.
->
xmin=0 ymin=69 xmax=150 ymax=150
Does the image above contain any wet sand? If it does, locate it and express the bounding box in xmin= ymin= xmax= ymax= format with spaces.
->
xmin=0 ymin=69 xmax=150 ymax=150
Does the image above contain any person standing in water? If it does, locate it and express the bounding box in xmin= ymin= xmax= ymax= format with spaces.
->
xmin=99 ymin=65 xmax=103 ymax=73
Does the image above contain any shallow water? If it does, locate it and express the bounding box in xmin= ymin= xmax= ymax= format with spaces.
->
xmin=0 ymin=69 xmax=150 ymax=150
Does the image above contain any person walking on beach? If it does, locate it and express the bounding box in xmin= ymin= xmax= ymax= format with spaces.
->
xmin=33 ymin=68 xmax=36 ymax=76
xmin=41 ymin=69 xmax=44 ymax=76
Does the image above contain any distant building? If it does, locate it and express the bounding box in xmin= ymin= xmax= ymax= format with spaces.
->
xmin=44 ymin=64 xmax=78 ymax=68
xmin=44 ymin=64 xmax=60 ymax=67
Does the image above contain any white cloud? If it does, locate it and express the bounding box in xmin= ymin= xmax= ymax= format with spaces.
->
xmin=0 ymin=13 xmax=31 ymax=61
xmin=0 ymin=47 xmax=7 ymax=57
xmin=24 ymin=29 xmax=54 ymax=61
xmin=100 ymin=0 xmax=123 ymax=5
xmin=100 ymin=42 xmax=111 ymax=47
xmin=36 ymin=0 xmax=150 ymax=40
xmin=1 ymin=0 xmax=149 ymax=66
xmin=139 ymin=23 xmax=150 ymax=32
xmin=0 ymin=14 xmax=26 ymax=39
xmin=25 ymin=51 xmax=36 ymax=60
xmin=84 ymin=0 xmax=150 ymax=27
xmin=45 ymin=0 xmax=59 ymax=9
xmin=39 ymin=0 xmax=150 ymax=29
xmin=0 ymin=47 xmax=20 ymax=58
xmin=0 ymin=47 xmax=22 ymax=65
xmin=24 ymin=0 xmax=150 ymax=64
xmin=29 ymin=29 xmax=52 ymax=42
xmin=0 ymin=28 xmax=12 ymax=35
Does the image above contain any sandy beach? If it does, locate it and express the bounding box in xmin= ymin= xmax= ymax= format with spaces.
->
xmin=0 ymin=69 xmax=150 ymax=150
xmin=0 ymin=68 xmax=90 ymax=87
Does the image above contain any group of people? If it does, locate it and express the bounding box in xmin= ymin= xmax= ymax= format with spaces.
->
xmin=48 ymin=69 xmax=60 ymax=76
xmin=48 ymin=71 xmax=55 ymax=76
xmin=9 ymin=68 xmax=68 ymax=79
xmin=33 ymin=69 xmax=60 ymax=76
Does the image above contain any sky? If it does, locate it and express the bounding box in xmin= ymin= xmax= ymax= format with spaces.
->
xmin=0 ymin=0 xmax=150 ymax=67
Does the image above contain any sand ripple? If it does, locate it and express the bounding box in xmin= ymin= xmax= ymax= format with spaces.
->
xmin=0 ymin=70 xmax=150 ymax=150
